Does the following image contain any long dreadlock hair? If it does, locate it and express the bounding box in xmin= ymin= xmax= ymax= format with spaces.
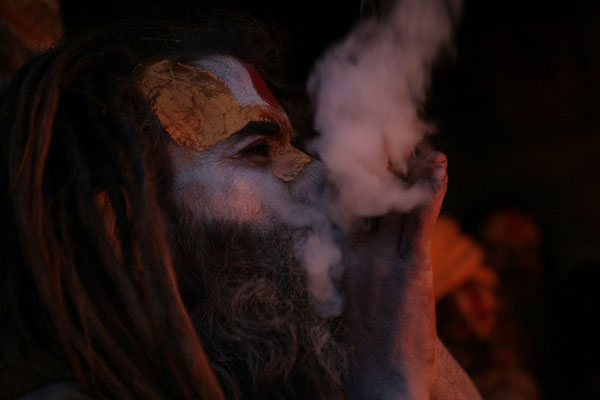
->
xmin=0 ymin=12 xmax=284 ymax=399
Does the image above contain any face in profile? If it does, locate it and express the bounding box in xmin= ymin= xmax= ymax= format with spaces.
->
xmin=136 ymin=55 xmax=345 ymax=399
xmin=137 ymin=55 xmax=324 ymax=231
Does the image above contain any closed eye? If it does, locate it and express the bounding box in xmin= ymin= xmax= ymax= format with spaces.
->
xmin=237 ymin=139 xmax=270 ymax=165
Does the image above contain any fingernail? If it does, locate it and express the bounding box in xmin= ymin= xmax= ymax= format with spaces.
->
xmin=432 ymin=165 xmax=446 ymax=185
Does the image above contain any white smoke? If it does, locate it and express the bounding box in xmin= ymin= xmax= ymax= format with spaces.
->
xmin=298 ymin=0 xmax=461 ymax=316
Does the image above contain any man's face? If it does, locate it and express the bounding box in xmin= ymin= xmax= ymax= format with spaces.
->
xmin=137 ymin=55 xmax=344 ymax=398
xmin=137 ymin=55 xmax=324 ymax=230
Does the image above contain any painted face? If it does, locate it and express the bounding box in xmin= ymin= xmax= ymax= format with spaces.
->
xmin=136 ymin=55 xmax=323 ymax=228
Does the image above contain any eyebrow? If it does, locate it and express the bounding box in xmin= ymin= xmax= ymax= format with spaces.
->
xmin=234 ymin=120 xmax=280 ymax=138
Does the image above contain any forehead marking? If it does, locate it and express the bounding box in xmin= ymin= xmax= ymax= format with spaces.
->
xmin=137 ymin=57 xmax=311 ymax=181
xmin=193 ymin=56 xmax=282 ymax=109
xmin=136 ymin=58 xmax=291 ymax=152
xmin=241 ymin=61 xmax=281 ymax=110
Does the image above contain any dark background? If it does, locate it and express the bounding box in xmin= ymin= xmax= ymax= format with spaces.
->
xmin=4 ymin=0 xmax=600 ymax=397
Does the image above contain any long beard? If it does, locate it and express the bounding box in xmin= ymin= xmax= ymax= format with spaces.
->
xmin=170 ymin=210 xmax=347 ymax=399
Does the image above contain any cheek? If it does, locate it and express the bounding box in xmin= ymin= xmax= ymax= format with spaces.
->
xmin=173 ymin=158 xmax=291 ymax=227
xmin=168 ymin=143 xmax=325 ymax=231
xmin=207 ymin=172 xmax=267 ymax=222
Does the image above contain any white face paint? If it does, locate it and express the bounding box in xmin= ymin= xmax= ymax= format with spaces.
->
xmin=168 ymin=129 xmax=325 ymax=232
xmin=147 ymin=55 xmax=340 ymax=314
xmin=135 ymin=55 xmax=321 ymax=230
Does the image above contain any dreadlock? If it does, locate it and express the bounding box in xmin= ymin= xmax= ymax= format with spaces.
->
xmin=0 ymin=12 xmax=282 ymax=399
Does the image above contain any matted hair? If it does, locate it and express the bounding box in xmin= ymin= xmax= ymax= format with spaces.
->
xmin=0 ymin=13 xmax=282 ymax=399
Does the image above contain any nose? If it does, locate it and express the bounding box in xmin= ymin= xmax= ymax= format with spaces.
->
xmin=287 ymin=157 xmax=326 ymax=206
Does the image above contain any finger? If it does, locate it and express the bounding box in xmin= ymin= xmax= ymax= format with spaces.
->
xmin=400 ymin=152 xmax=448 ymax=257
xmin=406 ymin=150 xmax=447 ymax=186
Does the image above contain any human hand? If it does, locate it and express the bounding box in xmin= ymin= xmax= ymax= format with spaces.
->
xmin=341 ymin=151 xmax=448 ymax=400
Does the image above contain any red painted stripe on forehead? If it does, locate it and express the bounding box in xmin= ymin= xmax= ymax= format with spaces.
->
xmin=241 ymin=61 xmax=283 ymax=110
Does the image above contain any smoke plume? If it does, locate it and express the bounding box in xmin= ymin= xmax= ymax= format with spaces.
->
xmin=297 ymin=0 xmax=461 ymax=316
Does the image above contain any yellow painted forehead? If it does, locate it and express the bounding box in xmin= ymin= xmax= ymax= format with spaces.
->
xmin=135 ymin=57 xmax=293 ymax=152
xmin=135 ymin=56 xmax=312 ymax=182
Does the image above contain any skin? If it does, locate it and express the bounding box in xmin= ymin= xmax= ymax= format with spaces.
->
xmin=166 ymin=63 xmax=481 ymax=399
xmin=168 ymin=120 xmax=325 ymax=231
xmin=341 ymin=152 xmax=480 ymax=399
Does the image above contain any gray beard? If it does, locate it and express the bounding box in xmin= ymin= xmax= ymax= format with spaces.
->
xmin=170 ymin=210 xmax=347 ymax=400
